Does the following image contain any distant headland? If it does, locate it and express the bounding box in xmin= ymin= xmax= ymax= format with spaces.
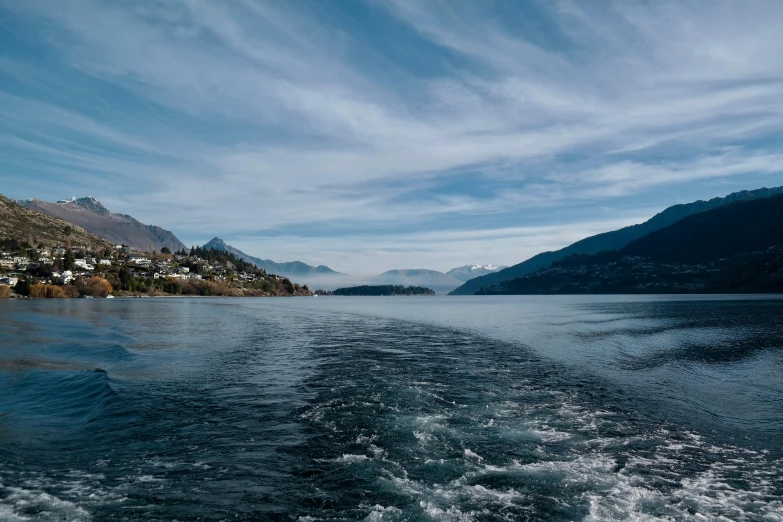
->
xmin=318 ymin=285 xmax=435 ymax=296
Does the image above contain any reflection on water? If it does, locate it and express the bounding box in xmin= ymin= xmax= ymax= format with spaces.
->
xmin=0 ymin=296 xmax=781 ymax=520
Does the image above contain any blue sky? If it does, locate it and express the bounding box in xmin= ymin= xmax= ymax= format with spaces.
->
xmin=1 ymin=0 xmax=782 ymax=273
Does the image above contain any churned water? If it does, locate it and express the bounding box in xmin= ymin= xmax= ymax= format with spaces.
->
xmin=0 ymin=296 xmax=781 ymax=521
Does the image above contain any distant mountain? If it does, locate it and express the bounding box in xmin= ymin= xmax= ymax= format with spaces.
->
xmin=18 ymin=197 xmax=186 ymax=252
xmin=373 ymin=269 xmax=463 ymax=293
xmin=446 ymin=264 xmax=507 ymax=282
xmin=0 ymin=193 xmax=112 ymax=249
xmin=451 ymin=186 xmax=783 ymax=295
xmin=202 ymin=238 xmax=341 ymax=277
xmin=480 ymin=194 xmax=783 ymax=294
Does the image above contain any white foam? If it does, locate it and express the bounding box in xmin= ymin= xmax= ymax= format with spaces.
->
xmin=530 ymin=428 xmax=572 ymax=442
xmin=0 ymin=483 xmax=91 ymax=522
xmin=463 ymin=449 xmax=484 ymax=462
xmin=419 ymin=501 xmax=477 ymax=522
xmin=413 ymin=431 xmax=435 ymax=444
xmin=362 ymin=504 xmax=403 ymax=521
xmin=336 ymin=454 xmax=370 ymax=463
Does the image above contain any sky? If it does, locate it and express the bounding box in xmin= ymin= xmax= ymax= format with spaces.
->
xmin=1 ymin=0 xmax=782 ymax=274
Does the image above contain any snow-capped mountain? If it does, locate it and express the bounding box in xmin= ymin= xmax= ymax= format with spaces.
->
xmin=446 ymin=264 xmax=508 ymax=281
xmin=55 ymin=196 xmax=111 ymax=215
xmin=19 ymin=196 xmax=186 ymax=252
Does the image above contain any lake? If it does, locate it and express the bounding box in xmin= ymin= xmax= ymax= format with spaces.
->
xmin=0 ymin=296 xmax=781 ymax=520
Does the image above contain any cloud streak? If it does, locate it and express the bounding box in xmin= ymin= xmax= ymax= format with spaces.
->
xmin=1 ymin=0 xmax=782 ymax=272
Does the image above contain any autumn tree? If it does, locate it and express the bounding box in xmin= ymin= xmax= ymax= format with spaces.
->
xmin=76 ymin=276 xmax=113 ymax=298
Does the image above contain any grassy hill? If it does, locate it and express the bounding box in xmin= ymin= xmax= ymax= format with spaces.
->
xmin=0 ymin=194 xmax=112 ymax=249
xmin=20 ymin=197 xmax=186 ymax=252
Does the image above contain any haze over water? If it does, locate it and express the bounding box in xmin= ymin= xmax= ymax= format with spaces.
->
xmin=1 ymin=296 xmax=781 ymax=520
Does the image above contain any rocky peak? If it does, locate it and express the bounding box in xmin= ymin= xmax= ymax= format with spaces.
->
xmin=57 ymin=196 xmax=111 ymax=216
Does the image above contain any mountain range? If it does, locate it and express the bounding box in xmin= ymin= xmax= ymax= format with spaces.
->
xmin=481 ymin=194 xmax=783 ymax=294
xmin=371 ymin=269 xmax=464 ymax=293
xmin=203 ymin=237 xmax=341 ymax=278
xmin=451 ymin=186 xmax=783 ymax=295
xmin=5 ymin=185 xmax=781 ymax=294
xmin=446 ymin=264 xmax=507 ymax=281
xmin=0 ymin=194 xmax=112 ymax=249
xmin=18 ymin=197 xmax=187 ymax=253
xmin=201 ymin=237 xmax=505 ymax=292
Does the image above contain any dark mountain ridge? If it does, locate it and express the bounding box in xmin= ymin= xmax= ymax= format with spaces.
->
xmin=451 ymin=186 xmax=783 ymax=295
xmin=480 ymin=194 xmax=783 ymax=295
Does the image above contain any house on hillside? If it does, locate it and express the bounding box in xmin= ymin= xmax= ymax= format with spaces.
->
xmin=128 ymin=256 xmax=151 ymax=267
xmin=0 ymin=276 xmax=18 ymax=287
xmin=74 ymin=259 xmax=94 ymax=271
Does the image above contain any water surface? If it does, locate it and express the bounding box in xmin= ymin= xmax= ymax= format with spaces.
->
xmin=0 ymin=296 xmax=781 ymax=520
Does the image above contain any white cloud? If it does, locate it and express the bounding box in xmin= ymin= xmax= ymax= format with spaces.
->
xmin=2 ymin=0 xmax=783 ymax=270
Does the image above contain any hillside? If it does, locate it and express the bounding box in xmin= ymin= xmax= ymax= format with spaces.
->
xmin=451 ymin=186 xmax=783 ymax=295
xmin=479 ymin=194 xmax=783 ymax=295
xmin=373 ymin=269 xmax=463 ymax=293
xmin=0 ymin=194 xmax=112 ymax=249
xmin=203 ymin=238 xmax=341 ymax=277
xmin=19 ymin=197 xmax=186 ymax=252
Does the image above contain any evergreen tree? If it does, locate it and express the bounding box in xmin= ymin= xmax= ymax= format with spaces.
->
xmin=63 ymin=250 xmax=76 ymax=271
xmin=119 ymin=266 xmax=133 ymax=291
xmin=13 ymin=278 xmax=31 ymax=297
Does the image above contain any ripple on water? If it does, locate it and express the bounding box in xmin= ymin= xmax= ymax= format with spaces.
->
xmin=0 ymin=298 xmax=781 ymax=521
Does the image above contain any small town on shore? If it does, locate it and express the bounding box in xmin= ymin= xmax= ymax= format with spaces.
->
xmin=0 ymin=239 xmax=312 ymax=298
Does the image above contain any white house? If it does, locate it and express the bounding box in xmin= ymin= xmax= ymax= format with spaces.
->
xmin=74 ymin=259 xmax=94 ymax=271
xmin=0 ymin=276 xmax=18 ymax=287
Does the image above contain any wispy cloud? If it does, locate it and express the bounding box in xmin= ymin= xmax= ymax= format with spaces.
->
xmin=1 ymin=0 xmax=782 ymax=272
